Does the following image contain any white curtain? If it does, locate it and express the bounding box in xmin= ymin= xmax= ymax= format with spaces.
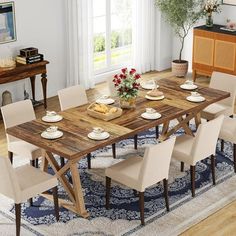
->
xmin=132 ymin=0 xmax=156 ymax=74
xmin=65 ymin=0 xmax=95 ymax=89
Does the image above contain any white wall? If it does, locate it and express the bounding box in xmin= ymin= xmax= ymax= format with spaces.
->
xmin=0 ymin=0 xmax=66 ymax=104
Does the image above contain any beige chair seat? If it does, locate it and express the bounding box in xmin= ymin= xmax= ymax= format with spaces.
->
xmin=219 ymin=117 xmax=236 ymax=144
xmin=15 ymin=165 xmax=57 ymax=203
xmin=172 ymin=135 xmax=195 ymax=165
xmin=106 ymin=156 xmax=143 ymax=191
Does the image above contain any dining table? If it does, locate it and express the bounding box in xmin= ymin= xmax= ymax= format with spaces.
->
xmin=6 ymin=77 xmax=230 ymax=218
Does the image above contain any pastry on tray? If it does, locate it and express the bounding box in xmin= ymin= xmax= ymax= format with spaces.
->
xmin=147 ymin=89 xmax=164 ymax=98
xmin=92 ymin=103 xmax=118 ymax=114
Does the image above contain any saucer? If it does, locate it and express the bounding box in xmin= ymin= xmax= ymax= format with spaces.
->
xmin=186 ymin=96 xmax=206 ymax=103
xmin=141 ymin=112 xmax=162 ymax=120
xmin=180 ymin=84 xmax=198 ymax=90
xmin=96 ymin=98 xmax=115 ymax=105
xmin=88 ymin=131 xmax=110 ymax=140
xmin=42 ymin=115 xmax=63 ymax=123
xmin=141 ymin=81 xmax=159 ymax=90
xmin=41 ymin=130 xmax=63 ymax=140
xmin=145 ymin=95 xmax=165 ymax=101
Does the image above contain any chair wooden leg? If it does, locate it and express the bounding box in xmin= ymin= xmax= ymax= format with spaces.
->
xmin=133 ymin=189 xmax=138 ymax=197
xmin=30 ymin=160 xmax=35 ymax=167
xmin=181 ymin=162 xmax=184 ymax=172
xmin=163 ymin=179 xmax=169 ymax=211
xmin=105 ymin=177 xmax=111 ymax=209
xmin=112 ymin=143 xmax=116 ymax=159
xmin=28 ymin=198 xmax=33 ymax=206
xmin=155 ymin=126 xmax=159 ymax=139
xmin=221 ymin=140 xmax=224 ymax=152
xmin=190 ymin=165 xmax=196 ymax=197
xmin=8 ymin=151 xmax=13 ymax=164
xmin=60 ymin=157 xmax=65 ymax=167
xmin=211 ymin=155 xmax=216 ymax=185
xmin=87 ymin=153 xmax=91 ymax=169
xmin=52 ymin=186 xmax=59 ymax=221
xmin=15 ymin=203 xmax=21 ymax=236
xmin=139 ymin=192 xmax=145 ymax=225
xmin=35 ymin=159 xmax=39 ymax=168
xmin=234 ymin=144 xmax=236 ymax=173
xmin=134 ymin=135 xmax=138 ymax=150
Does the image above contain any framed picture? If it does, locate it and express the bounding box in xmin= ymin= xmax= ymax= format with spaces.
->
xmin=222 ymin=0 xmax=236 ymax=5
xmin=0 ymin=2 xmax=16 ymax=44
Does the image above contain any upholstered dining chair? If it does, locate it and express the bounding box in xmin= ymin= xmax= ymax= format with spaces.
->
xmin=58 ymin=85 xmax=116 ymax=168
xmin=172 ymin=115 xmax=224 ymax=197
xmin=219 ymin=116 xmax=236 ymax=173
xmin=105 ymin=137 xmax=176 ymax=225
xmin=0 ymin=155 xmax=59 ymax=236
xmin=1 ymin=100 xmax=41 ymax=167
xmin=201 ymin=72 xmax=236 ymax=121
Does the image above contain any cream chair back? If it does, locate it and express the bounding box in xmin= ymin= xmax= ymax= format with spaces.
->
xmin=210 ymin=72 xmax=236 ymax=108
xmin=0 ymin=156 xmax=21 ymax=203
xmin=58 ymin=85 xmax=88 ymax=111
xmin=1 ymin=100 xmax=35 ymax=143
xmin=106 ymin=77 xmax=117 ymax=96
xmin=191 ymin=115 xmax=224 ymax=163
xmin=138 ymin=137 xmax=176 ymax=191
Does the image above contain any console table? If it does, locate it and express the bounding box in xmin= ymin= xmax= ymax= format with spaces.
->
xmin=0 ymin=60 xmax=49 ymax=108
xmin=192 ymin=25 xmax=236 ymax=81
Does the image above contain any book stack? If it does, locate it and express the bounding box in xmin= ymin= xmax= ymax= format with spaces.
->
xmin=16 ymin=47 xmax=44 ymax=65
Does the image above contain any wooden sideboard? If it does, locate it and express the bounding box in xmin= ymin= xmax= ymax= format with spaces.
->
xmin=0 ymin=60 xmax=49 ymax=108
xmin=192 ymin=25 xmax=236 ymax=81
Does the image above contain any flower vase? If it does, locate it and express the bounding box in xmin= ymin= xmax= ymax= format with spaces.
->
xmin=206 ymin=14 xmax=213 ymax=28
xmin=120 ymin=97 xmax=136 ymax=109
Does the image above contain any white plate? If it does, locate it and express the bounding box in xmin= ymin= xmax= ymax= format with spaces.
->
xmin=88 ymin=132 xmax=110 ymax=141
xmin=42 ymin=115 xmax=63 ymax=123
xmin=141 ymin=81 xmax=159 ymax=90
xmin=41 ymin=131 xmax=63 ymax=140
xmin=180 ymin=84 xmax=198 ymax=90
xmin=145 ymin=95 xmax=165 ymax=101
xmin=141 ymin=112 xmax=162 ymax=120
xmin=186 ymin=96 xmax=206 ymax=103
xmin=96 ymin=98 xmax=115 ymax=105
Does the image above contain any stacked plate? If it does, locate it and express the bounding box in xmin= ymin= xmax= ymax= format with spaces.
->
xmin=180 ymin=80 xmax=198 ymax=91
xmin=140 ymin=80 xmax=159 ymax=90
xmin=186 ymin=92 xmax=205 ymax=103
xmin=42 ymin=111 xmax=63 ymax=123
xmin=88 ymin=131 xmax=110 ymax=140
xmin=141 ymin=108 xmax=162 ymax=120
xmin=41 ymin=126 xmax=63 ymax=140
xmin=96 ymin=95 xmax=115 ymax=105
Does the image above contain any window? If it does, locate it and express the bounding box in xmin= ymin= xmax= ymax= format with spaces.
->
xmin=93 ymin=0 xmax=133 ymax=74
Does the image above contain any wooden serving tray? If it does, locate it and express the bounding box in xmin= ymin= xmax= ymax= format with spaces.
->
xmin=87 ymin=103 xmax=123 ymax=121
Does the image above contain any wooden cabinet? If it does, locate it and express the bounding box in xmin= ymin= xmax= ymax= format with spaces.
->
xmin=192 ymin=25 xmax=236 ymax=81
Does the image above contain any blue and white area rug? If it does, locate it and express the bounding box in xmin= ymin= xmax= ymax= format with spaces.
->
xmin=2 ymin=126 xmax=236 ymax=236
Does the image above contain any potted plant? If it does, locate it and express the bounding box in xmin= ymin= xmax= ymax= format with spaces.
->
xmin=155 ymin=0 xmax=204 ymax=77
xmin=113 ymin=68 xmax=140 ymax=109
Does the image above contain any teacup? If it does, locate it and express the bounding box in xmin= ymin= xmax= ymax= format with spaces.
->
xmin=185 ymin=80 xmax=194 ymax=86
xmin=146 ymin=108 xmax=156 ymax=114
xmin=191 ymin=91 xmax=200 ymax=97
xmin=100 ymin=95 xmax=109 ymax=100
xmin=46 ymin=126 xmax=58 ymax=133
xmin=46 ymin=111 xmax=57 ymax=117
xmin=93 ymin=127 xmax=104 ymax=135
xmin=146 ymin=80 xmax=155 ymax=85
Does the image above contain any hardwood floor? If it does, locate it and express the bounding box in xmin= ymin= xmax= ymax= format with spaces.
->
xmin=0 ymin=71 xmax=236 ymax=235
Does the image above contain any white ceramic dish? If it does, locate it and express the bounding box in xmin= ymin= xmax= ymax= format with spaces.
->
xmin=186 ymin=96 xmax=206 ymax=103
xmin=141 ymin=81 xmax=159 ymax=90
xmin=88 ymin=131 xmax=110 ymax=140
xmin=42 ymin=115 xmax=63 ymax=123
xmin=41 ymin=130 xmax=63 ymax=140
xmin=180 ymin=84 xmax=198 ymax=90
xmin=145 ymin=95 xmax=165 ymax=101
xmin=96 ymin=98 xmax=115 ymax=105
xmin=141 ymin=112 xmax=162 ymax=120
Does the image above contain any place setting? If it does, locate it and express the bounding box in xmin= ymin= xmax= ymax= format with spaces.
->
xmin=95 ymin=95 xmax=115 ymax=105
xmin=186 ymin=91 xmax=206 ymax=103
xmin=141 ymin=107 xmax=162 ymax=120
xmin=88 ymin=127 xmax=110 ymax=141
xmin=41 ymin=126 xmax=64 ymax=140
xmin=180 ymin=79 xmax=198 ymax=90
xmin=42 ymin=111 xmax=63 ymax=123
xmin=140 ymin=79 xmax=159 ymax=90
xmin=145 ymin=88 xmax=165 ymax=101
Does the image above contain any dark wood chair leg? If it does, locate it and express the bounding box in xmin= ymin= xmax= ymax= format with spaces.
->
xmin=155 ymin=126 xmax=159 ymax=139
xmin=52 ymin=186 xmax=60 ymax=221
xmin=234 ymin=144 xmax=236 ymax=173
xmin=221 ymin=140 xmax=224 ymax=152
xmin=181 ymin=162 xmax=184 ymax=172
xmin=112 ymin=143 xmax=116 ymax=159
xmin=211 ymin=155 xmax=216 ymax=185
xmin=15 ymin=203 xmax=21 ymax=236
xmin=8 ymin=151 xmax=13 ymax=164
xmin=163 ymin=179 xmax=169 ymax=211
xmin=60 ymin=157 xmax=65 ymax=168
xmin=28 ymin=198 xmax=33 ymax=206
xmin=87 ymin=153 xmax=91 ymax=169
xmin=30 ymin=160 xmax=35 ymax=167
xmin=190 ymin=165 xmax=196 ymax=197
xmin=134 ymin=135 xmax=138 ymax=150
xmin=133 ymin=189 xmax=138 ymax=197
xmin=139 ymin=192 xmax=145 ymax=225
xmin=35 ymin=158 xmax=39 ymax=168
xmin=105 ymin=177 xmax=111 ymax=209
xmin=230 ymin=115 xmax=234 ymax=118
